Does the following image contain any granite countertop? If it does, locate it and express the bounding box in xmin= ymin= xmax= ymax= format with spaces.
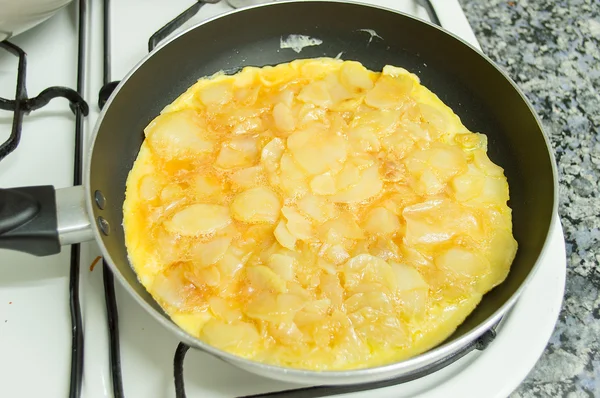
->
xmin=458 ymin=0 xmax=600 ymax=397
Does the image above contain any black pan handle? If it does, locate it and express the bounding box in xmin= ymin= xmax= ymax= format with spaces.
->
xmin=0 ymin=185 xmax=94 ymax=256
xmin=0 ymin=186 xmax=61 ymax=256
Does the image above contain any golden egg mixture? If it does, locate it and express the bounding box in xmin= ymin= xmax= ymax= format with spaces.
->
xmin=123 ymin=58 xmax=518 ymax=370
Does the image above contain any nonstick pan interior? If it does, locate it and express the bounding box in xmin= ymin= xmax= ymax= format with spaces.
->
xmin=89 ymin=1 xmax=555 ymax=351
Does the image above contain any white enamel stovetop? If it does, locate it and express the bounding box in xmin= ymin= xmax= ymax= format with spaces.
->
xmin=0 ymin=1 xmax=566 ymax=397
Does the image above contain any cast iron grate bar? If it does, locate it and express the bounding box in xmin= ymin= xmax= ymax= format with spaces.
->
xmin=148 ymin=0 xmax=221 ymax=53
xmin=417 ymin=0 xmax=441 ymax=26
xmin=99 ymin=1 xmax=125 ymax=397
xmin=103 ymin=259 xmax=125 ymax=398
xmin=0 ymin=42 xmax=88 ymax=162
xmin=174 ymin=343 xmax=191 ymax=398
xmin=69 ymin=1 xmax=88 ymax=397
xmin=98 ymin=0 xmax=118 ymax=110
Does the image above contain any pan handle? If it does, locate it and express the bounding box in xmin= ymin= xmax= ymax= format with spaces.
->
xmin=0 ymin=185 xmax=94 ymax=256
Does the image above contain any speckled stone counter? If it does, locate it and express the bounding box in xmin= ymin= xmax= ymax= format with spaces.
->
xmin=458 ymin=0 xmax=600 ymax=397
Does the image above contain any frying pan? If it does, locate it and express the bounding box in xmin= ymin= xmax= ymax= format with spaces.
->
xmin=0 ymin=0 xmax=557 ymax=385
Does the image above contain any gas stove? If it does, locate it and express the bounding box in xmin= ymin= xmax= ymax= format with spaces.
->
xmin=0 ymin=1 xmax=566 ymax=397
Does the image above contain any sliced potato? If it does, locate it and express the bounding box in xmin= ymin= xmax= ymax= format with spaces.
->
xmin=298 ymin=81 xmax=332 ymax=107
xmin=201 ymin=319 xmax=260 ymax=353
xmin=329 ymin=165 xmax=382 ymax=203
xmin=261 ymin=137 xmax=286 ymax=172
xmin=191 ymin=236 xmax=232 ymax=267
xmin=145 ymin=110 xmax=213 ymax=161
xmin=340 ymin=61 xmax=374 ymax=90
xmin=365 ymin=74 xmax=413 ymax=109
xmin=274 ymin=220 xmax=298 ymax=250
xmin=215 ymin=136 xmax=259 ymax=169
xmin=231 ymin=187 xmax=281 ymax=224
xmin=268 ymin=253 xmax=297 ymax=281
xmin=164 ymin=204 xmax=231 ymax=236
xmin=282 ymin=206 xmax=314 ymax=240
xmin=435 ymin=248 xmax=490 ymax=278
xmin=288 ymin=128 xmax=347 ymax=176
xmin=198 ymin=81 xmax=233 ymax=106
xmin=297 ymin=194 xmax=336 ymax=223
xmin=138 ymin=174 xmax=162 ymax=201
xmin=273 ymin=102 xmax=296 ymax=132
xmin=363 ymin=207 xmax=401 ymax=235
xmin=342 ymin=254 xmax=397 ymax=292
xmin=246 ymin=265 xmax=287 ymax=293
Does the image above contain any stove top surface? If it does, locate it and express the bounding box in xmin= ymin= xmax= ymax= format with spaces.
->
xmin=0 ymin=1 xmax=566 ymax=397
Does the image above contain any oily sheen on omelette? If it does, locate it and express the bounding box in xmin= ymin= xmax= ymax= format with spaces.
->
xmin=122 ymin=58 xmax=518 ymax=371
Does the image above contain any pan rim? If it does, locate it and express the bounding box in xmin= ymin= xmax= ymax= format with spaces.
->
xmin=84 ymin=0 xmax=559 ymax=381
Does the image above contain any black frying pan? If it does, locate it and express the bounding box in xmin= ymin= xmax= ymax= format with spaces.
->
xmin=0 ymin=0 xmax=557 ymax=385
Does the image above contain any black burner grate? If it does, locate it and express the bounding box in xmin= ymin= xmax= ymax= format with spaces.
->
xmin=0 ymin=42 xmax=88 ymax=161
xmin=97 ymin=2 xmax=499 ymax=398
